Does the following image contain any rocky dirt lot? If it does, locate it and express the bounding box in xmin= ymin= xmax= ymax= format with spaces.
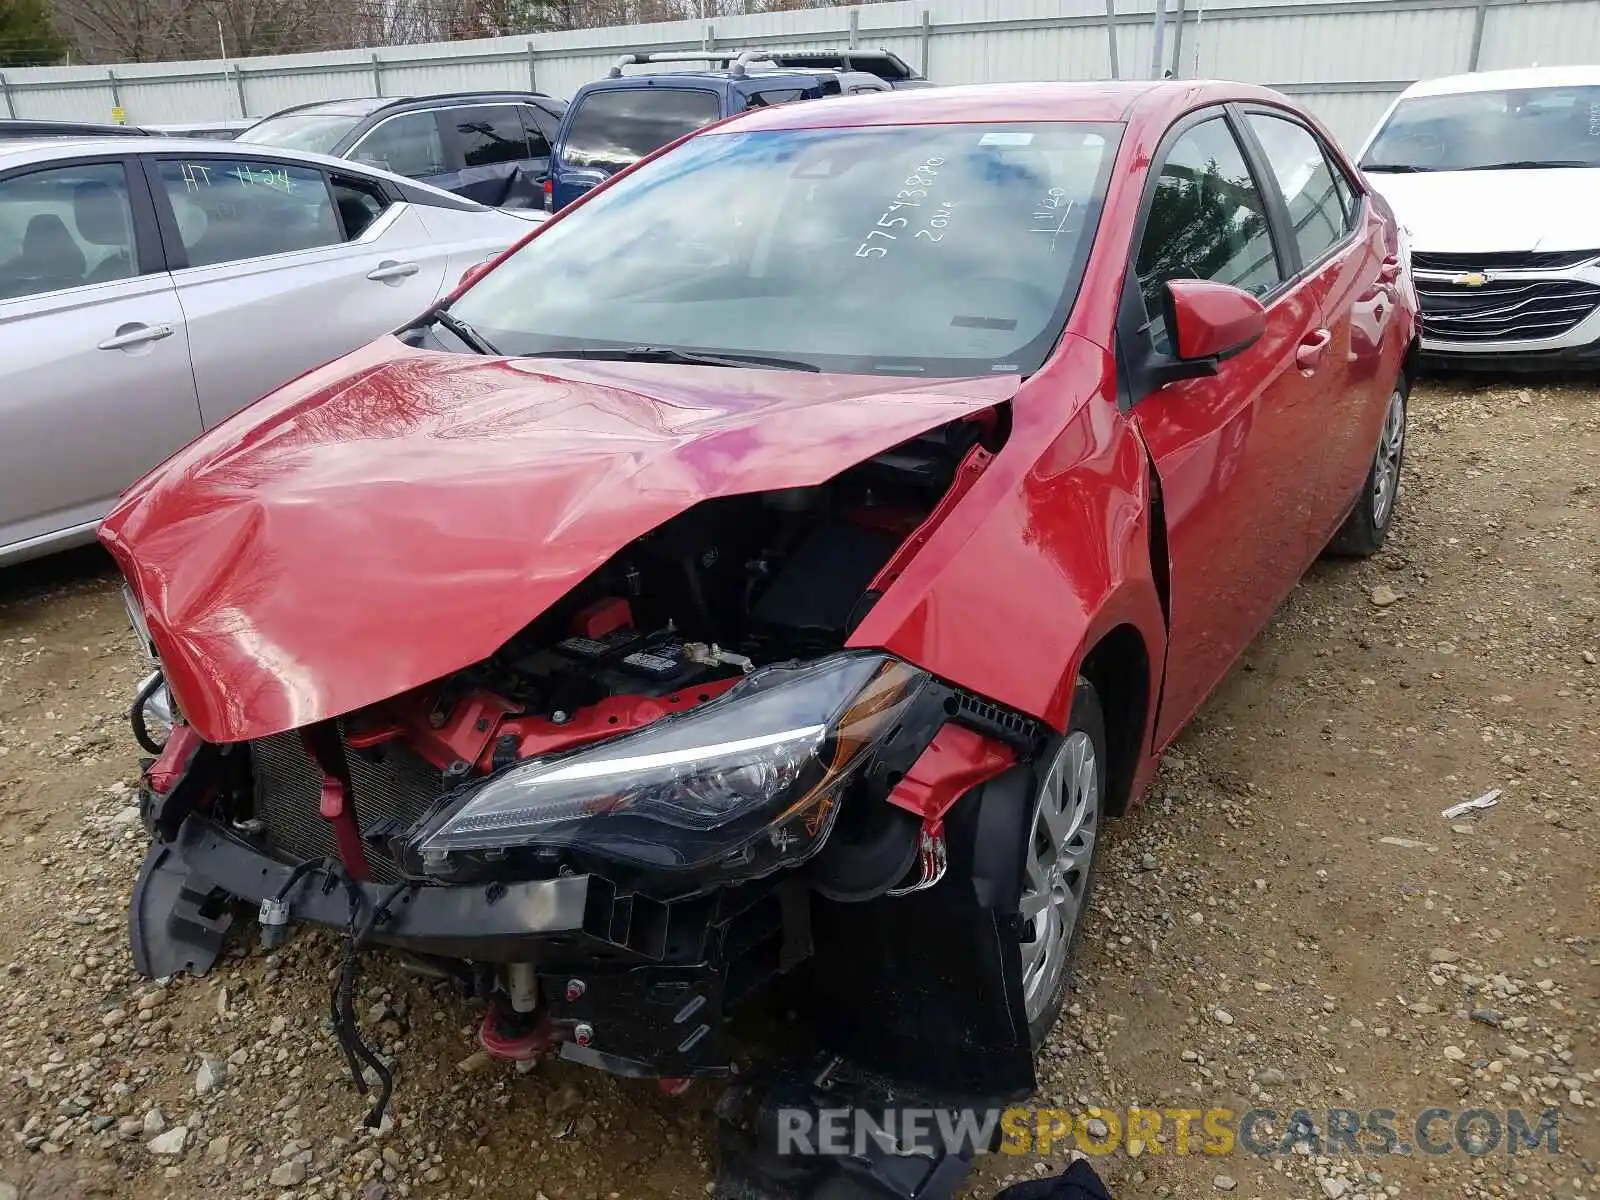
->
xmin=0 ymin=378 xmax=1595 ymax=1200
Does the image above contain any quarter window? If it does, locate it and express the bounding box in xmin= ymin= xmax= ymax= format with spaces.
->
xmin=1135 ymin=117 xmax=1282 ymax=355
xmin=350 ymin=112 xmax=447 ymax=178
xmin=158 ymin=159 xmax=341 ymax=267
xmin=0 ymin=162 xmax=137 ymax=301
xmin=331 ymin=173 xmax=390 ymax=239
xmin=453 ymin=105 xmax=531 ymax=168
xmin=746 ymin=88 xmax=808 ymax=109
xmin=1247 ymin=113 xmax=1352 ymax=265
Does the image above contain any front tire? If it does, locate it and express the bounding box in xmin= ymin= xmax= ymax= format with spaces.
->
xmin=1019 ymin=678 xmax=1106 ymax=1047
xmin=1327 ymin=378 xmax=1407 ymax=558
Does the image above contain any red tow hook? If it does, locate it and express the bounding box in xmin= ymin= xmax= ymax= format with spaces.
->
xmin=301 ymin=723 xmax=371 ymax=881
xmin=478 ymin=1005 xmax=557 ymax=1062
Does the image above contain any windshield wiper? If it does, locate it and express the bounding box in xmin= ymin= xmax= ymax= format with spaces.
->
xmin=411 ymin=307 xmax=499 ymax=355
xmin=521 ymin=345 xmax=820 ymax=372
xmin=1463 ymin=159 xmax=1595 ymax=171
xmin=1359 ymin=163 xmax=1434 ymax=173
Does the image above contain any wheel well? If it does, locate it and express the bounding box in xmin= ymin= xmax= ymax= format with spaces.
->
xmin=1078 ymin=625 xmax=1150 ymax=817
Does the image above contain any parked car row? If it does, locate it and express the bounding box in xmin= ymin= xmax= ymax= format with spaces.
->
xmin=7 ymin=59 xmax=1595 ymax=572
xmin=4 ymin=47 xmax=927 ymax=214
xmin=0 ymin=46 xmax=930 ymax=565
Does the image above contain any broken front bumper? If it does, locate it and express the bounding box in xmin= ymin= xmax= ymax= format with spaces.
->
xmin=132 ymin=814 xmax=800 ymax=1078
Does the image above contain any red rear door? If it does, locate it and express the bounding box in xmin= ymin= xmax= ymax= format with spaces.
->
xmin=1240 ymin=109 xmax=1396 ymax=550
xmin=1119 ymin=110 xmax=1331 ymax=745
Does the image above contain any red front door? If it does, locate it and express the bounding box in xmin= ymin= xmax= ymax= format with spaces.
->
xmin=1117 ymin=110 xmax=1334 ymax=747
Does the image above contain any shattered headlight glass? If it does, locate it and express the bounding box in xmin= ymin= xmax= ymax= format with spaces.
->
xmin=409 ymin=653 xmax=927 ymax=883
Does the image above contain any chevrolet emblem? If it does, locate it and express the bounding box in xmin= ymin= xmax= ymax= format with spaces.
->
xmin=1452 ymin=271 xmax=1490 ymax=287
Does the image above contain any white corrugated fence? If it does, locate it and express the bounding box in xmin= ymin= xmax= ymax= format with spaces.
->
xmin=3 ymin=0 xmax=1599 ymax=147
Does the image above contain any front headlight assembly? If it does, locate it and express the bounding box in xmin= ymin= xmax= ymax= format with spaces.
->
xmin=409 ymin=653 xmax=928 ymax=885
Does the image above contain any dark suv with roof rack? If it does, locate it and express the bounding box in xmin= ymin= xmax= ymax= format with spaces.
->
xmin=545 ymin=52 xmax=890 ymax=211
xmin=239 ymin=91 xmax=566 ymax=208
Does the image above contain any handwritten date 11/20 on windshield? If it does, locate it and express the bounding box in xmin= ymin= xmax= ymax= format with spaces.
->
xmin=856 ymin=157 xmax=949 ymax=258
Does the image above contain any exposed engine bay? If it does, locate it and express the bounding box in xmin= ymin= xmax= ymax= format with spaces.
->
xmin=223 ymin=414 xmax=1003 ymax=892
xmin=440 ymin=413 xmax=995 ymax=710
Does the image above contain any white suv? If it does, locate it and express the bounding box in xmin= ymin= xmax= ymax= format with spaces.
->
xmin=1357 ymin=65 xmax=1600 ymax=369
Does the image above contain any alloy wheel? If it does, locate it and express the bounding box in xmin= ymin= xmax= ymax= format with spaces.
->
xmin=1018 ymin=731 xmax=1099 ymax=1026
xmin=1371 ymin=388 xmax=1405 ymax=527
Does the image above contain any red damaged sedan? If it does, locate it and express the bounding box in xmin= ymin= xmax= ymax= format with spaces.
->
xmin=107 ymin=82 xmax=1415 ymax=1121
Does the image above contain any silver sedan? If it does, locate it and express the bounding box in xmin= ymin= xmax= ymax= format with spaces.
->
xmin=0 ymin=136 xmax=545 ymax=566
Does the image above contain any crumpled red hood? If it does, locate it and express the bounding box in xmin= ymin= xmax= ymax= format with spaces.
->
xmin=102 ymin=338 xmax=1018 ymax=744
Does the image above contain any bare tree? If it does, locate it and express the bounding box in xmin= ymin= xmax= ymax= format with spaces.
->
xmin=52 ymin=0 xmax=868 ymax=63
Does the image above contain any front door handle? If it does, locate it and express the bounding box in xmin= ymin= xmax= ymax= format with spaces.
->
xmin=1378 ymin=254 xmax=1401 ymax=284
xmin=97 ymin=323 xmax=174 ymax=351
xmin=367 ymin=260 xmax=420 ymax=283
xmin=1295 ymin=328 xmax=1332 ymax=371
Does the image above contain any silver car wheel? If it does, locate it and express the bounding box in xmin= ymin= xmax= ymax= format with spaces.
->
xmin=1019 ymin=731 xmax=1099 ymax=1026
xmin=1371 ymin=388 xmax=1405 ymax=528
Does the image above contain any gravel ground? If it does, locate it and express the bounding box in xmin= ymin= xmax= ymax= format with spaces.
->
xmin=0 ymin=378 xmax=1595 ymax=1200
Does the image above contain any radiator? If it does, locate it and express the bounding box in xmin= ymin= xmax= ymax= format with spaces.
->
xmin=249 ymin=730 xmax=443 ymax=885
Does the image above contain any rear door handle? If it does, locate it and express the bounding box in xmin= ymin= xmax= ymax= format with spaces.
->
xmin=367 ymin=260 xmax=420 ymax=283
xmin=1295 ymin=328 xmax=1332 ymax=371
xmin=97 ymin=323 xmax=174 ymax=351
xmin=1379 ymin=254 xmax=1401 ymax=283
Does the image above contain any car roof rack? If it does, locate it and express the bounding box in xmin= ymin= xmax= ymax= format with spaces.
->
xmin=607 ymin=49 xmax=777 ymax=79
xmin=718 ymin=47 xmax=921 ymax=79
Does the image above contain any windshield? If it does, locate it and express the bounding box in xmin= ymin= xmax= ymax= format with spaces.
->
xmin=1362 ymin=84 xmax=1600 ymax=171
xmin=453 ymin=121 xmax=1119 ymax=376
xmin=240 ymin=110 xmax=367 ymax=154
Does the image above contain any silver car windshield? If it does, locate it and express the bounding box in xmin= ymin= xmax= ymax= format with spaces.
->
xmin=451 ymin=121 xmax=1120 ymax=377
xmin=1362 ymin=84 xmax=1600 ymax=172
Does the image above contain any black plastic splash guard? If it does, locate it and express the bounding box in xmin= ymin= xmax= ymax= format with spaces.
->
xmin=714 ymin=1054 xmax=992 ymax=1200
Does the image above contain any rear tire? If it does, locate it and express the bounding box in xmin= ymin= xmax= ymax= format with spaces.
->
xmin=1327 ymin=378 xmax=1407 ymax=558
xmin=1018 ymin=678 xmax=1106 ymax=1048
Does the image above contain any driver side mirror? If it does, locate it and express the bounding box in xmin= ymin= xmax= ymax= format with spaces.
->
xmin=1166 ymin=278 xmax=1267 ymax=362
xmin=1138 ymin=278 xmax=1269 ymax=390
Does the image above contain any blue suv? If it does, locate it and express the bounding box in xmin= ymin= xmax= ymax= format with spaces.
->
xmin=544 ymin=52 xmax=890 ymax=212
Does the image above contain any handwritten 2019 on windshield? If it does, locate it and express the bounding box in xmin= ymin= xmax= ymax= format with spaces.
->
xmin=855 ymin=156 xmax=953 ymax=258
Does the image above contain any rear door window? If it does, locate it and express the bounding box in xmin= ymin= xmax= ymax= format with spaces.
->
xmin=349 ymin=111 xmax=447 ymax=178
xmin=157 ymin=158 xmax=342 ymax=267
xmin=451 ymin=105 xmax=532 ymax=168
xmin=561 ymin=88 xmax=723 ymax=174
xmin=0 ymin=161 xmax=139 ymax=299
xmin=1246 ymin=113 xmax=1354 ymax=267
